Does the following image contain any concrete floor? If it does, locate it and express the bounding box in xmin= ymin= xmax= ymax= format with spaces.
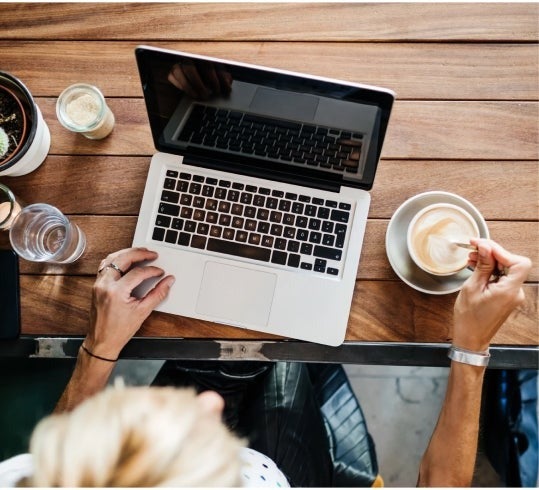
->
xmin=110 ymin=360 xmax=507 ymax=487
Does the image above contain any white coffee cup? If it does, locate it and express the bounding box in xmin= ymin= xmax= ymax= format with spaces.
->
xmin=407 ymin=203 xmax=480 ymax=276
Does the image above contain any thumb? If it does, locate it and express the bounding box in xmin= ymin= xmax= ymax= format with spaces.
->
xmin=469 ymin=239 xmax=496 ymax=286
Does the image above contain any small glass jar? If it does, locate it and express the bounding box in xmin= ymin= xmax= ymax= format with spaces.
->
xmin=0 ymin=183 xmax=24 ymax=231
xmin=56 ymin=83 xmax=115 ymax=140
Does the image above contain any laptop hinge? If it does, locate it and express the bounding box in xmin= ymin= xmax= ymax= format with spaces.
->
xmin=182 ymin=155 xmax=342 ymax=193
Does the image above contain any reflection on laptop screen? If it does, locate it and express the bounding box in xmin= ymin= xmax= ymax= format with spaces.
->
xmin=136 ymin=47 xmax=394 ymax=191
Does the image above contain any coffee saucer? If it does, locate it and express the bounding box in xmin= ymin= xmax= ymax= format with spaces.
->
xmin=386 ymin=191 xmax=490 ymax=295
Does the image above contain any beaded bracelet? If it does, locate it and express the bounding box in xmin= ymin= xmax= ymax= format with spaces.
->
xmin=448 ymin=345 xmax=490 ymax=367
xmin=81 ymin=344 xmax=118 ymax=363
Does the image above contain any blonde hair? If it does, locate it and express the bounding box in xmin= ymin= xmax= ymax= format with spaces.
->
xmin=23 ymin=385 xmax=244 ymax=487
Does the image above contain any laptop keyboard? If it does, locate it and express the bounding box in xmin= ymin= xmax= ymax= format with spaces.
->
xmin=177 ymin=105 xmax=364 ymax=175
xmin=151 ymin=170 xmax=353 ymax=276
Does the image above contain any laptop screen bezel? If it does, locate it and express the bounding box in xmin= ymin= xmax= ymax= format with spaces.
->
xmin=135 ymin=45 xmax=395 ymax=192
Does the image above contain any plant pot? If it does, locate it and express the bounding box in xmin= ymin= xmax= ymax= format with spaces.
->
xmin=0 ymin=72 xmax=50 ymax=177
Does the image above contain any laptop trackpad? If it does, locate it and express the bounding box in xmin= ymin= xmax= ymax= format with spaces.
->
xmin=196 ymin=262 xmax=276 ymax=327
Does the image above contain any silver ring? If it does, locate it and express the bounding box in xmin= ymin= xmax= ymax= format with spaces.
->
xmin=98 ymin=262 xmax=125 ymax=277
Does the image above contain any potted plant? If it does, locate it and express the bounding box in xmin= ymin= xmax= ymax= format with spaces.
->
xmin=0 ymin=71 xmax=50 ymax=177
xmin=0 ymin=82 xmax=28 ymax=165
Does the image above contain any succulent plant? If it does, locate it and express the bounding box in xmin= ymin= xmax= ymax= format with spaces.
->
xmin=0 ymin=127 xmax=9 ymax=158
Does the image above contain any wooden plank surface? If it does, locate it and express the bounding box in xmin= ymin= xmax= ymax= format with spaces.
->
xmin=4 ymin=158 xmax=538 ymax=221
xmin=1 ymin=3 xmax=537 ymax=352
xmin=1 ymin=41 xmax=537 ymax=101
xmin=5 ymin=217 xmax=537 ymax=283
xmin=19 ymin=275 xmax=538 ymax=346
xmin=0 ymin=3 xmax=536 ymax=41
xmin=11 ymin=97 xmax=538 ymax=161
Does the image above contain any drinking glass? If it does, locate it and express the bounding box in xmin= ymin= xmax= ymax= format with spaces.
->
xmin=0 ymin=183 xmax=24 ymax=231
xmin=9 ymin=203 xmax=86 ymax=263
xmin=56 ymin=83 xmax=115 ymax=140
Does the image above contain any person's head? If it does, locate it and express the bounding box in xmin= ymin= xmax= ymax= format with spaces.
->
xmin=21 ymin=385 xmax=245 ymax=487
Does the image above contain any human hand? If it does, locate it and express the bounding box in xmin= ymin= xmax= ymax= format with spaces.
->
xmin=453 ymin=238 xmax=531 ymax=352
xmin=85 ymin=248 xmax=175 ymax=360
xmin=168 ymin=60 xmax=233 ymax=100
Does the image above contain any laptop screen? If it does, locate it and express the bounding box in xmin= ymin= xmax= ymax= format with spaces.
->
xmin=136 ymin=46 xmax=394 ymax=191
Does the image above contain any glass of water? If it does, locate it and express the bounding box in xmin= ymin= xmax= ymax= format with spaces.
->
xmin=9 ymin=203 xmax=86 ymax=263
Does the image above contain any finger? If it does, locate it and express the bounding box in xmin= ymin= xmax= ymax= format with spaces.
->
xmin=199 ymin=64 xmax=221 ymax=95
xmin=99 ymin=248 xmax=157 ymax=279
xmin=169 ymin=64 xmax=198 ymax=99
xmin=216 ymin=69 xmax=233 ymax=95
xmin=182 ymin=63 xmax=212 ymax=99
xmin=467 ymin=239 xmax=495 ymax=286
xmin=121 ymin=265 xmax=165 ymax=293
xmin=472 ymin=239 xmax=532 ymax=285
xmin=139 ymin=275 xmax=175 ymax=312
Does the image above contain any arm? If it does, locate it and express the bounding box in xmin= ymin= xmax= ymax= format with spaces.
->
xmin=418 ymin=239 xmax=531 ymax=487
xmin=54 ymin=247 xmax=175 ymax=413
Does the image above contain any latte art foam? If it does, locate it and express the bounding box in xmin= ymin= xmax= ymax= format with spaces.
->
xmin=409 ymin=207 xmax=479 ymax=274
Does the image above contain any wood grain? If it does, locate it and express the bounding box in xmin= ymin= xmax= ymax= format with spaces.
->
xmin=15 ymin=97 xmax=537 ymax=161
xmin=0 ymin=3 xmax=536 ymax=41
xmin=5 ymin=158 xmax=537 ymax=221
xmin=1 ymin=41 xmax=537 ymax=101
xmin=19 ymin=275 xmax=538 ymax=346
xmin=3 ymin=3 xmax=537 ymax=350
xmin=9 ymin=217 xmax=539 ymax=284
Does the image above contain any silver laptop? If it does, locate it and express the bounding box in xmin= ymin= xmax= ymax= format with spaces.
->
xmin=132 ymin=45 xmax=395 ymax=346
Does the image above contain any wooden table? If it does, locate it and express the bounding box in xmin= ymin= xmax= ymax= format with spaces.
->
xmin=1 ymin=3 xmax=537 ymax=367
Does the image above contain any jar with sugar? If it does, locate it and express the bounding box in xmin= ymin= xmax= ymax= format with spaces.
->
xmin=56 ymin=84 xmax=115 ymax=139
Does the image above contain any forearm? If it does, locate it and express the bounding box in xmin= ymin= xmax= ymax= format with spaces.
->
xmin=418 ymin=362 xmax=486 ymax=487
xmin=54 ymin=346 xmax=116 ymax=413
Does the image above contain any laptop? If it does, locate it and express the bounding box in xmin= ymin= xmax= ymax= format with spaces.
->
xmin=132 ymin=45 xmax=395 ymax=346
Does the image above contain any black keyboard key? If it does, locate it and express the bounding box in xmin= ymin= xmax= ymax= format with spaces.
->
xmin=271 ymin=250 xmax=288 ymax=265
xmin=193 ymin=175 xmax=205 ymax=183
xmin=298 ymin=195 xmax=311 ymax=203
xmin=325 ymin=200 xmax=338 ymax=208
xmin=259 ymin=187 xmax=271 ymax=195
xmin=184 ymin=220 xmax=196 ymax=233
xmin=274 ymin=238 xmax=287 ymax=250
xmin=314 ymin=245 xmax=342 ymax=261
xmin=287 ymin=240 xmax=300 ymax=253
xmin=158 ymin=202 xmax=180 ymax=216
xmin=152 ymin=227 xmax=165 ymax=241
xmin=207 ymin=238 xmax=271 ymax=262
xmin=180 ymin=194 xmax=193 ymax=206
xmin=165 ymin=229 xmax=178 ymax=244
xmin=179 ymin=172 xmax=191 ymax=180
xmin=164 ymin=178 xmax=176 ymax=190
xmin=167 ymin=170 xmax=179 ymax=178
xmin=191 ymin=235 xmax=206 ymax=249
xmin=155 ymin=215 xmax=171 ymax=228
xmin=339 ymin=202 xmax=352 ymax=210
xmin=219 ymin=180 xmax=231 ymax=188
xmin=171 ymin=218 xmax=184 ymax=230
xmin=300 ymin=262 xmax=313 ymax=270
xmin=308 ymin=218 xmax=321 ymax=230
xmin=178 ymin=232 xmax=190 ymax=246
xmin=317 ymin=207 xmax=330 ymax=219
xmin=300 ymin=243 xmax=313 ymax=255
xmin=287 ymin=254 xmax=301 ymax=268
xmin=327 ymin=268 xmax=339 ymax=275
xmin=331 ymin=209 xmax=350 ymax=223
xmin=322 ymin=234 xmax=335 ymax=247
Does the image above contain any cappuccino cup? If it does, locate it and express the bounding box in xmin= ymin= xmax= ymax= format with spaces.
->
xmin=407 ymin=203 xmax=480 ymax=276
